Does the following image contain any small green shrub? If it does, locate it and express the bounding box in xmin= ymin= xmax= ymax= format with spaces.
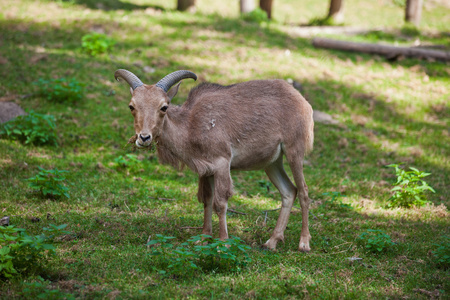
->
xmin=114 ymin=154 xmax=140 ymax=168
xmin=81 ymin=32 xmax=116 ymax=56
xmin=0 ymin=111 xmax=57 ymax=145
xmin=27 ymin=167 xmax=70 ymax=199
xmin=242 ymin=8 xmax=269 ymax=24
xmin=308 ymin=17 xmax=336 ymax=26
xmin=147 ymin=234 xmax=251 ymax=277
xmin=190 ymin=235 xmax=251 ymax=272
xmin=20 ymin=276 xmax=75 ymax=299
xmin=387 ymin=164 xmax=435 ymax=208
xmin=357 ymin=229 xmax=395 ymax=253
xmin=0 ymin=225 xmax=60 ymax=278
xmin=432 ymin=236 xmax=450 ymax=268
xmin=34 ymin=78 xmax=84 ymax=103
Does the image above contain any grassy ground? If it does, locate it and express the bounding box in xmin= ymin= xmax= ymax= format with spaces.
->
xmin=0 ymin=0 xmax=449 ymax=298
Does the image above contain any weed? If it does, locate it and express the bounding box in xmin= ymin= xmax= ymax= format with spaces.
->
xmin=81 ymin=32 xmax=116 ymax=56
xmin=147 ymin=234 xmax=251 ymax=277
xmin=43 ymin=224 xmax=71 ymax=242
xmin=308 ymin=17 xmax=338 ymax=26
xmin=27 ymin=167 xmax=70 ymax=199
xmin=387 ymin=164 xmax=435 ymax=208
xmin=189 ymin=234 xmax=251 ymax=272
xmin=432 ymin=236 xmax=449 ymax=268
xmin=113 ymin=154 xmax=140 ymax=168
xmin=0 ymin=225 xmax=59 ymax=278
xmin=34 ymin=78 xmax=84 ymax=103
xmin=242 ymin=8 xmax=269 ymax=24
xmin=20 ymin=277 xmax=75 ymax=300
xmin=357 ymin=229 xmax=395 ymax=253
xmin=322 ymin=192 xmax=353 ymax=210
xmin=0 ymin=111 xmax=57 ymax=145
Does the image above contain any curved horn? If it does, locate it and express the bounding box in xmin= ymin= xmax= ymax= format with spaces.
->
xmin=114 ymin=69 xmax=144 ymax=91
xmin=155 ymin=70 xmax=197 ymax=93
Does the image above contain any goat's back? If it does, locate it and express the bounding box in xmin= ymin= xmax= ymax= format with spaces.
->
xmin=181 ymin=80 xmax=313 ymax=166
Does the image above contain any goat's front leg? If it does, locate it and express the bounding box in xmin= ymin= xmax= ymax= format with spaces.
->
xmin=212 ymin=159 xmax=233 ymax=240
xmin=198 ymin=176 xmax=214 ymax=237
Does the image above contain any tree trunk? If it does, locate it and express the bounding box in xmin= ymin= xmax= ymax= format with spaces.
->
xmin=259 ymin=0 xmax=273 ymax=19
xmin=240 ymin=0 xmax=255 ymax=14
xmin=405 ymin=0 xmax=423 ymax=26
xmin=177 ymin=0 xmax=196 ymax=12
xmin=312 ymin=38 xmax=450 ymax=61
xmin=327 ymin=0 xmax=344 ymax=23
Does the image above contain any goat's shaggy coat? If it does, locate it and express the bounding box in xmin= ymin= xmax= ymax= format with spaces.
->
xmin=115 ymin=69 xmax=314 ymax=251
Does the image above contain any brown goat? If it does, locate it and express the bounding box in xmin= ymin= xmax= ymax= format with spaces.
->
xmin=114 ymin=69 xmax=314 ymax=251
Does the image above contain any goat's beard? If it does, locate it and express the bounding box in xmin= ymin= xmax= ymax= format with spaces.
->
xmin=135 ymin=139 xmax=151 ymax=148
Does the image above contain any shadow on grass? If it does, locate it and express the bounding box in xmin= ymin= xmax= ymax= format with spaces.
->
xmin=53 ymin=0 xmax=165 ymax=11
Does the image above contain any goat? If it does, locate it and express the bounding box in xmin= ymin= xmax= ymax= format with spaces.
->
xmin=114 ymin=69 xmax=314 ymax=252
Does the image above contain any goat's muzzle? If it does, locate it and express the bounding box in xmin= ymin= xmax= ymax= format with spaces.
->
xmin=136 ymin=134 xmax=152 ymax=148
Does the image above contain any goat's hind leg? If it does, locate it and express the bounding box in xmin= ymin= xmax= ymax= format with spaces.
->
xmin=262 ymin=156 xmax=297 ymax=250
xmin=198 ymin=176 xmax=214 ymax=237
xmin=285 ymin=151 xmax=311 ymax=252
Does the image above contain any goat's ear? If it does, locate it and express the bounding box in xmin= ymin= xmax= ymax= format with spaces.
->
xmin=167 ymin=82 xmax=181 ymax=101
xmin=129 ymin=87 xmax=133 ymax=95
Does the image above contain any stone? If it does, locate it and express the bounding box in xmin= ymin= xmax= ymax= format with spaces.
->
xmin=313 ymin=110 xmax=339 ymax=125
xmin=0 ymin=102 xmax=27 ymax=123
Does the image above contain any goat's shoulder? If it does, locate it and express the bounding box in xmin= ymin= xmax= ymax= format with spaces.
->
xmin=184 ymin=82 xmax=235 ymax=107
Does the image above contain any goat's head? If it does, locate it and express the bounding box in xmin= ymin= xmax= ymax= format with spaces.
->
xmin=114 ymin=69 xmax=197 ymax=148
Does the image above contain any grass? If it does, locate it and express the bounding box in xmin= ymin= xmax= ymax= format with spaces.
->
xmin=0 ymin=0 xmax=449 ymax=298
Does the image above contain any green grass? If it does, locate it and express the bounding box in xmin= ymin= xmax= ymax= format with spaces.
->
xmin=0 ymin=0 xmax=449 ymax=298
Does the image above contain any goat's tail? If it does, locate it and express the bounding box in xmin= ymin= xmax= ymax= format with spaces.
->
xmin=305 ymin=109 xmax=314 ymax=155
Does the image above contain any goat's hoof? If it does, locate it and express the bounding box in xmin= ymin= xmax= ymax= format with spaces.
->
xmin=261 ymin=241 xmax=277 ymax=251
xmin=298 ymin=242 xmax=311 ymax=253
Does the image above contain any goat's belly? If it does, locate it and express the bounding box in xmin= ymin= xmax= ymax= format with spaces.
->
xmin=230 ymin=143 xmax=281 ymax=171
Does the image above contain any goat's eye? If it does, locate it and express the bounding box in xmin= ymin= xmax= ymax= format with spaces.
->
xmin=160 ymin=105 xmax=168 ymax=113
xmin=129 ymin=105 xmax=134 ymax=111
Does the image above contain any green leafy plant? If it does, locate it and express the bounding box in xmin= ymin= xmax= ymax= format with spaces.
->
xmin=357 ymin=229 xmax=395 ymax=253
xmin=322 ymin=192 xmax=352 ymax=210
xmin=189 ymin=235 xmax=251 ymax=272
xmin=114 ymin=154 xmax=140 ymax=168
xmin=387 ymin=164 xmax=435 ymax=208
xmin=81 ymin=32 xmax=116 ymax=56
xmin=432 ymin=236 xmax=449 ymax=268
xmin=242 ymin=8 xmax=269 ymax=24
xmin=27 ymin=167 xmax=70 ymax=199
xmin=34 ymin=78 xmax=84 ymax=103
xmin=147 ymin=234 xmax=251 ymax=277
xmin=20 ymin=276 xmax=75 ymax=299
xmin=43 ymin=224 xmax=71 ymax=242
xmin=0 ymin=225 xmax=58 ymax=278
xmin=0 ymin=111 xmax=57 ymax=145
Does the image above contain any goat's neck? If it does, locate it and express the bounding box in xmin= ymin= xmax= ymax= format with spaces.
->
xmin=157 ymin=106 xmax=188 ymax=156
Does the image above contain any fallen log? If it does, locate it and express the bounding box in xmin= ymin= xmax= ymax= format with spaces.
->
xmin=312 ymin=37 xmax=450 ymax=61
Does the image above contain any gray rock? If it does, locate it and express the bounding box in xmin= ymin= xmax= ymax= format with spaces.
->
xmin=313 ymin=110 xmax=339 ymax=125
xmin=0 ymin=102 xmax=27 ymax=123
xmin=0 ymin=216 xmax=9 ymax=226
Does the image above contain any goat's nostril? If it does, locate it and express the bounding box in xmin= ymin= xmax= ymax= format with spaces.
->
xmin=140 ymin=134 xmax=151 ymax=142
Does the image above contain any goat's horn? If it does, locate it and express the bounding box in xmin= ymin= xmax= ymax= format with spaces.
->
xmin=114 ymin=69 xmax=144 ymax=90
xmin=155 ymin=70 xmax=197 ymax=93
